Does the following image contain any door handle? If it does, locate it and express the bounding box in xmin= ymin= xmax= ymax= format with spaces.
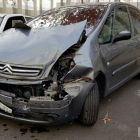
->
xmin=107 ymin=62 xmax=110 ymax=66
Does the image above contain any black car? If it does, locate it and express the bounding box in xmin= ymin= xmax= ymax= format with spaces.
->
xmin=0 ymin=2 xmax=139 ymax=126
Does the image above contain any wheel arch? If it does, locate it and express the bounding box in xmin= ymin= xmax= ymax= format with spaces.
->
xmin=95 ymin=71 xmax=106 ymax=97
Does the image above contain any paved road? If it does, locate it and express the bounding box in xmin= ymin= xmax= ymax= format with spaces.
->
xmin=0 ymin=77 xmax=140 ymax=140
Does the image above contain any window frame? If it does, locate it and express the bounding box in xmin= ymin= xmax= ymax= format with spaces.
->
xmin=98 ymin=5 xmax=132 ymax=45
xmin=3 ymin=16 xmax=25 ymax=31
xmin=128 ymin=6 xmax=140 ymax=36
xmin=112 ymin=5 xmax=132 ymax=42
xmin=0 ymin=17 xmax=3 ymax=26
xmin=98 ymin=12 xmax=114 ymax=44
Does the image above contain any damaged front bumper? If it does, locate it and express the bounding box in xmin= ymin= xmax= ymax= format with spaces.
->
xmin=0 ymin=82 xmax=93 ymax=125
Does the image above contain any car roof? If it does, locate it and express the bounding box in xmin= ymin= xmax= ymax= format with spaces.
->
xmin=56 ymin=2 xmax=136 ymax=9
xmin=0 ymin=13 xmax=7 ymax=17
xmin=57 ymin=2 xmax=109 ymax=9
xmin=25 ymin=15 xmax=34 ymax=18
xmin=0 ymin=13 xmax=25 ymax=18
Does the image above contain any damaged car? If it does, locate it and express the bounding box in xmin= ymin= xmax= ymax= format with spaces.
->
xmin=0 ymin=2 xmax=139 ymax=126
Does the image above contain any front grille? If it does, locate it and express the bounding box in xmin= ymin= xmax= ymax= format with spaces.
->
xmin=0 ymin=63 xmax=42 ymax=77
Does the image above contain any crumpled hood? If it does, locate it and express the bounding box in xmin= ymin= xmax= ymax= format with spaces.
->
xmin=0 ymin=20 xmax=86 ymax=66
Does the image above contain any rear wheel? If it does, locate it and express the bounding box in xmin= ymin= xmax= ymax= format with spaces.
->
xmin=79 ymin=80 xmax=99 ymax=126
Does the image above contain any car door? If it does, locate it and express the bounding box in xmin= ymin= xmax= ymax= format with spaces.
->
xmin=99 ymin=5 xmax=138 ymax=89
xmin=128 ymin=7 xmax=140 ymax=70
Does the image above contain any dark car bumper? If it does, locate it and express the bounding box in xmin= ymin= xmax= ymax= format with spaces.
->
xmin=0 ymin=82 xmax=93 ymax=125
xmin=0 ymin=97 xmax=72 ymax=125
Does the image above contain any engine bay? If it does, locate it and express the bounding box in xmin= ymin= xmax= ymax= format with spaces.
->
xmin=0 ymin=30 xmax=87 ymax=102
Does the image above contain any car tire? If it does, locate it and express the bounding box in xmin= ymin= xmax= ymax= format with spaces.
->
xmin=79 ymin=80 xmax=99 ymax=126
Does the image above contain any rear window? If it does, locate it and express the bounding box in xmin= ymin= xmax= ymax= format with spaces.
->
xmin=28 ymin=5 xmax=107 ymax=35
xmin=0 ymin=17 xmax=3 ymax=26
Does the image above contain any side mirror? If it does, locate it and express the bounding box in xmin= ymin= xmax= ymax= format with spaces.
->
xmin=113 ymin=31 xmax=131 ymax=43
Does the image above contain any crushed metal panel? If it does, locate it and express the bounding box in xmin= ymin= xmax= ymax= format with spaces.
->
xmin=0 ymin=20 xmax=86 ymax=66
xmin=62 ymin=65 xmax=94 ymax=82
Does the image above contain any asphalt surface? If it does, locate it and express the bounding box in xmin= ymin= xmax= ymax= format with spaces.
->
xmin=0 ymin=77 xmax=140 ymax=140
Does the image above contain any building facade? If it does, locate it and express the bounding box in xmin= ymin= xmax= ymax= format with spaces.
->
xmin=0 ymin=0 xmax=139 ymax=17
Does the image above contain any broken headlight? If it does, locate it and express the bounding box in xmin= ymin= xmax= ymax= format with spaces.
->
xmin=64 ymin=83 xmax=81 ymax=97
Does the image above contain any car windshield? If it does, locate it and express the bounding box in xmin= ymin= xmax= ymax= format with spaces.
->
xmin=28 ymin=5 xmax=107 ymax=35
xmin=0 ymin=17 xmax=3 ymax=26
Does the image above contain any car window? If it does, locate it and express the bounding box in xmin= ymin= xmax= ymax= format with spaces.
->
xmin=4 ymin=16 xmax=25 ymax=31
xmin=114 ymin=6 xmax=131 ymax=35
xmin=0 ymin=17 xmax=3 ymax=26
xmin=28 ymin=5 xmax=107 ymax=35
xmin=12 ymin=20 xmax=23 ymax=27
xmin=98 ymin=13 xmax=113 ymax=44
xmin=129 ymin=7 xmax=140 ymax=35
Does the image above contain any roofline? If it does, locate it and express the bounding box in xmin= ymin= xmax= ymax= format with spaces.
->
xmin=56 ymin=2 xmax=137 ymax=9
xmin=0 ymin=14 xmax=25 ymax=18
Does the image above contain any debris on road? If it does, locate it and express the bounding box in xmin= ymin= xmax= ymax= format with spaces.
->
xmin=102 ymin=111 xmax=111 ymax=124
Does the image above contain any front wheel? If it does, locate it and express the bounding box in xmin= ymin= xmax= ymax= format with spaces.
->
xmin=79 ymin=80 xmax=99 ymax=126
